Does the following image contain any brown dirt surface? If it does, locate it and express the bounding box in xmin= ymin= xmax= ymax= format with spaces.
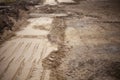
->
xmin=42 ymin=0 xmax=120 ymax=80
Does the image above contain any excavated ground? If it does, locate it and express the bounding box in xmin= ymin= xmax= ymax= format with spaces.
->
xmin=0 ymin=0 xmax=120 ymax=80
xmin=42 ymin=0 xmax=120 ymax=80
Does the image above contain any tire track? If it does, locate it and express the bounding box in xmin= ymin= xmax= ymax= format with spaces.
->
xmin=12 ymin=59 xmax=25 ymax=80
xmin=27 ymin=42 xmax=47 ymax=80
xmin=36 ymin=39 xmax=47 ymax=63
xmin=24 ymin=44 xmax=40 ymax=80
xmin=16 ymin=42 xmax=32 ymax=62
xmin=27 ymin=62 xmax=43 ymax=80
xmin=0 ymin=42 xmax=15 ymax=61
xmin=38 ymin=45 xmax=46 ymax=63
xmin=28 ymin=43 xmax=39 ymax=62
xmin=30 ymin=43 xmax=40 ymax=62
xmin=0 ymin=16 xmax=56 ymax=80
xmin=24 ymin=42 xmax=37 ymax=62
xmin=0 ymin=58 xmax=14 ymax=80
xmin=0 ymin=42 xmax=15 ymax=56
xmin=1 ymin=58 xmax=25 ymax=80
xmin=25 ymin=60 xmax=36 ymax=80
xmin=12 ymin=59 xmax=34 ymax=80
xmin=0 ymin=57 xmax=5 ymax=63
xmin=4 ymin=42 xmax=24 ymax=62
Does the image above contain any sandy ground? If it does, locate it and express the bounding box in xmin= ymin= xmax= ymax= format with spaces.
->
xmin=0 ymin=0 xmax=120 ymax=80
xmin=42 ymin=0 xmax=120 ymax=80
xmin=0 ymin=17 xmax=57 ymax=80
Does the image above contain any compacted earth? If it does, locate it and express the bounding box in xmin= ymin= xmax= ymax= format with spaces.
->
xmin=0 ymin=0 xmax=120 ymax=80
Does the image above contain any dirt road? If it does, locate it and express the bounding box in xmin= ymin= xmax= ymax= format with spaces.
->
xmin=0 ymin=17 xmax=58 ymax=80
